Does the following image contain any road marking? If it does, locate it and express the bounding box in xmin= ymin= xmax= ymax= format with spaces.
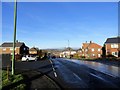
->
xmin=54 ymin=72 xmax=57 ymax=77
xmin=49 ymin=59 xmax=57 ymax=78
xmin=73 ymin=73 xmax=82 ymax=81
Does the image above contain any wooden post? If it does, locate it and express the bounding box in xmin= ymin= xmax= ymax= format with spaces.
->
xmin=7 ymin=65 xmax=9 ymax=80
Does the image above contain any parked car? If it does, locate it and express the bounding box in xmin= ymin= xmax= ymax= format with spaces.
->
xmin=21 ymin=55 xmax=37 ymax=61
xmin=51 ymin=55 xmax=56 ymax=59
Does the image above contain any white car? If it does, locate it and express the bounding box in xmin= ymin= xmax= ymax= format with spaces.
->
xmin=21 ymin=55 xmax=37 ymax=61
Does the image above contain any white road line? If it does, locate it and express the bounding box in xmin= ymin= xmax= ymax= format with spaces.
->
xmin=49 ymin=59 xmax=57 ymax=77
xmin=73 ymin=73 xmax=82 ymax=81
xmin=54 ymin=72 xmax=57 ymax=77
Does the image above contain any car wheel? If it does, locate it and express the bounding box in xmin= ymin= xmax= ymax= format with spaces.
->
xmin=26 ymin=59 xmax=29 ymax=62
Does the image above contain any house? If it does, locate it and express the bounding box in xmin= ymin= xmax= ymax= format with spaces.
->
xmin=29 ymin=47 xmax=39 ymax=55
xmin=0 ymin=42 xmax=29 ymax=55
xmin=105 ymin=37 xmax=120 ymax=57
xmin=60 ymin=47 xmax=76 ymax=58
xmin=82 ymin=41 xmax=102 ymax=58
xmin=76 ymin=48 xmax=83 ymax=57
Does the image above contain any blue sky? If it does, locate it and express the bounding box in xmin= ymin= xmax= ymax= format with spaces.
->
xmin=2 ymin=2 xmax=118 ymax=49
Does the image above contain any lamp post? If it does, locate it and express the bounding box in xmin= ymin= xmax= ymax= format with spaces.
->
xmin=12 ymin=0 xmax=17 ymax=75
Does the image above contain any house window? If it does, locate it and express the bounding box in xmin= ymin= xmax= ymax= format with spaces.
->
xmin=112 ymin=52 xmax=118 ymax=56
xmin=115 ymin=52 xmax=118 ymax=55
xmin=112 ymin=52 xmax=115 ymax=55
xmin=91 ymin=48 xmax=94 ymax=52
xmin=3 ymin=48 xmax=6 ymax=51
xmin=24 ymin=48 xmax=26 ymax=50
xmin=111 ymin=44 xmax=118 ymax=48
xmin=10 ymin=48 xmax=13 ymax=51
xmin=98 ymin=54 xmax=101 ymax=57
xmin=85 ymin=49 xmax=88 ymax=52
xmin=98 ymin=49 xmax=101 ymax=51
xmin=92 ymin=54 xmax=95 ymax=56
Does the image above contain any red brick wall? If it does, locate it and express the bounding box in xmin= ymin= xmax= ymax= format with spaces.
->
xmin=106 ymin=44 xmax=119 ymax=56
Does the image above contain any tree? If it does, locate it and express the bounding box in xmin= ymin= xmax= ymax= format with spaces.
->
xmin=102 ymin=44 xmax=106 ymax=58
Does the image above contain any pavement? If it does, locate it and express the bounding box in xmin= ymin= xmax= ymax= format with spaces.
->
xmin=14 ymin=58 xmax=120 ymax=89
xmin=16 ymin=69 xmax=60 ymax=89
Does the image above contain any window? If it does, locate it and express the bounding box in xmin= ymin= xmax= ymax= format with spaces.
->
xmin=98 ymin=54 xmax=101 ymax=57
xmin=92 ymin=54 xmax=95 ymax=56
xmin=111 ymin=44 xmax=118 ymax=48
xmin=10 ymin=48 xmax=13 ymax=51
xmin=112 ymin=52 xmax=115 ymax=55
xmin=112 ymin=52 xmax=118 ymax=57
xmin=115 ymin=52 xmax=118 ymax=55
xmin=3 ymin=48 xmax=6 ymax=51
xmin=24 ymin=48 xmax=26 ymax=50
xmin=85 ymin=49 xmax=88 ymax=52
xmin=98 ymin=49 xmax=101 ymax=51
xmin=91 ymin=48 xmax=94 ymax=52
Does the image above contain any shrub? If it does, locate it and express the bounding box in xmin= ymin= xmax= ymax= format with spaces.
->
xmin=107 ymin=54 xmax=115 ymax=57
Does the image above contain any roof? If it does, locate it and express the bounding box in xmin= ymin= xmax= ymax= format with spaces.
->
xmin=29 ymin=47 xmax=39 ymax=51
xmin=1 ymin=42 xmax=24 ymax=47
xmin=88 ymin=43 xmax=102 ymax=48
xmin=82 ymin=42 xmax=102 ymax=49
xmin=63 ymin=47 xmax=74 ymax=51
xmin=105 ymin=37 xmax=120 ymax=44
xmin=82 ymin=43 xmax=89 ymax=49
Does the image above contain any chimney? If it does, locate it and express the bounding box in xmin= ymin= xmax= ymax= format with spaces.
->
xmin=90 ymin=41 xmax=92 ymax=43
xmin=16 ymin=40 xmax=18 ymax=43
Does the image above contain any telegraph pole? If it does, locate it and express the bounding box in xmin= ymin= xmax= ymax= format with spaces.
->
xmin=12 ymin=0 xmax=17 ymax=75
xmin=68 ymin=40 xmax=69 ymax=48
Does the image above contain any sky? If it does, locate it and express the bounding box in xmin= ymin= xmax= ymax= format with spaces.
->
xmin=2 ymin=2 xmax=118 ymax=49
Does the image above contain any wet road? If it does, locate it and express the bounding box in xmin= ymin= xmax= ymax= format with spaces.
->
xmin=47 ymin=58 xmax=120 ymax=89
xmin=15 ymin=58 xmax=120 ymax=89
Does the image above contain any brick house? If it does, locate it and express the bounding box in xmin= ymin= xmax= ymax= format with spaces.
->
xmin=29 ymin=47 xmax=39 ymax=55
xmin=105 ymin=37 xmax=120 ymax=57
xmin=0 ymin=42 xmax=29 ymax=55
xmin=82 ymin=41 xmax=102 ymax=58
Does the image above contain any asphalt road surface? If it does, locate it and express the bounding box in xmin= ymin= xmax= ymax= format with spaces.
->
xmin=15 ymin=58 xmax=120 ymax=89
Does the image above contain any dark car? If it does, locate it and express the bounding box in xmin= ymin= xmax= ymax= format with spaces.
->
xmin=51 ymin=56 xmax=56 ymax=59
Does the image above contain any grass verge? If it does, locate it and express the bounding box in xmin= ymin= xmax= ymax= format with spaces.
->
xmin=2 ymin=70 xmax=26 ymax=90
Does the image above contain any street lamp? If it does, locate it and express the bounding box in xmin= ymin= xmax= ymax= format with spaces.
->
xmin=12 ymin=0 xmax=17 ymax=75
